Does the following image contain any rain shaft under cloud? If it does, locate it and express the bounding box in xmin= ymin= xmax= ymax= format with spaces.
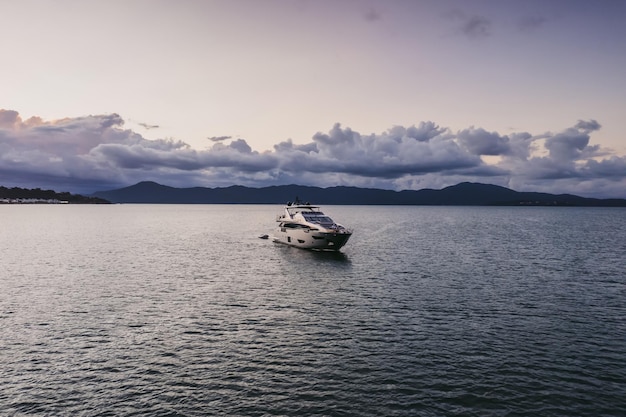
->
xmin=0 ymin=109 xmax=624 ymax=198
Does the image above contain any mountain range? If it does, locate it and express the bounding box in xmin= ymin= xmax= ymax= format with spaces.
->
xmin=93 ymin=181 xmax=626 ymax=206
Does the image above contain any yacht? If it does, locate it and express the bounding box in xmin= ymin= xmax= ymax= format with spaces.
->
xmin=273 ymin=200 xmax=352 ymax=251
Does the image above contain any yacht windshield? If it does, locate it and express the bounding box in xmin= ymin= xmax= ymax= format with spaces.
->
xmin=303 ymin=213 xmax=334 ymax=226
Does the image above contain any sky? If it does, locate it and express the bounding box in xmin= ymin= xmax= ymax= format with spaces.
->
xmin=1 ymin=0 xmax=625 ymax=198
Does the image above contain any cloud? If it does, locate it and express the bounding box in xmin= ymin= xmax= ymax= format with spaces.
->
xmin=543 ymin=120 xmax=602 ymax=162
xmin=0 ymin=109 xmax=624 ymax=198
xmin=138 ymin=122 xmax=160 ymax=130
xmin=363 ymin=8 xmax=382 ymax=22
xmin=575 ymin=119 xmax=601 ymax=133
xmin=495 ymin=120 xmax=626 ymax=197
xmin=457 ymin=127 xmax=511 ymax=156
xmin=0 ymin=110 xmax=20 ymax=128
xmin=463 ymin=15 xmax=491 ymax=38
xmin=292 ymin=122 xmax=480 ymax=178
xmin=583 ymin=156 xmax=626 ymax=178
xmin=208 ymin=135 xmax=232 ymax=142
xmin=447 ymin=10 xmax=549 ymax=38
xmin=445 ymin=10 xmax=492 ymax=39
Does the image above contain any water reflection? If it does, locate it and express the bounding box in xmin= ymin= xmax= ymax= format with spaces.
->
xmin=273 ymin=243 xmax=352 ymax=265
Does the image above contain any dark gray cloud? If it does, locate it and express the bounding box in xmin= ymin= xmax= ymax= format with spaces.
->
xmin=138 ymin=122 xmax=160 ymax=130
xmin=457 ymin=127 xmax=511 ymax=156
xmin=0 ymin=109 xmax=624 ymax=198
xmin=463 ymin=15 xmax=491 ymax=38
xmin=545 ymin=131 xmax=590 ymax=162
xmin=575 ymin=119 xmax=601 ymax=133
xmin=583 ymin=156 xmax=626 ymax=178
xmin=208 ymin=135 xmax=232 ymax=142
xmin=544 ymin=120 xmax=602 ymax=162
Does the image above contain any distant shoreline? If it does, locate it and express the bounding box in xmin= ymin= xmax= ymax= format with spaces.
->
xmin=0 ymin=186 xmax=110 ymax=204
xmin=0 ymin=198 xmax=70 ymax=204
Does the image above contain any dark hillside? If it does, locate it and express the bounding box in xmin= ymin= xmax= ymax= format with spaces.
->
xmin=92 ymin=181 xmax=626 ymax=206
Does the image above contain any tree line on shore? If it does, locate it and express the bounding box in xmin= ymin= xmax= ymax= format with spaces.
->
xmin=0 ymin=186 xmax=110 ymax=204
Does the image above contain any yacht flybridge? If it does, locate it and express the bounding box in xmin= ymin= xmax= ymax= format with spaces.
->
xmin=273 ymin=200 xmax=352 ymax=251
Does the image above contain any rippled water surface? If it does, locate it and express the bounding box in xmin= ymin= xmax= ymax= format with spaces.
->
xmin=1 ymin=205 xmax=625 ymax=416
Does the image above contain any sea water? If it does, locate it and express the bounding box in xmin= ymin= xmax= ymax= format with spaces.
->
xmin=1 ymin=204 xmax=624 ymax=416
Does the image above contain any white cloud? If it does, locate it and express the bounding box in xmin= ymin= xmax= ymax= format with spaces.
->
xmin=0 ymin=109 xmax=624 ymax=198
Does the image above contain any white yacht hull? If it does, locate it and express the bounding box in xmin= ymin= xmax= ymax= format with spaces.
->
xmin=273 ymin=227 xmax=351 ymax=251
xmin=272 ymin=201 xmax=352 ymax=251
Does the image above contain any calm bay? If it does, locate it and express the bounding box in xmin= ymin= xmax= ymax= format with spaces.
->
xmin=1 ymin=204 xmax=624 ymax=416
